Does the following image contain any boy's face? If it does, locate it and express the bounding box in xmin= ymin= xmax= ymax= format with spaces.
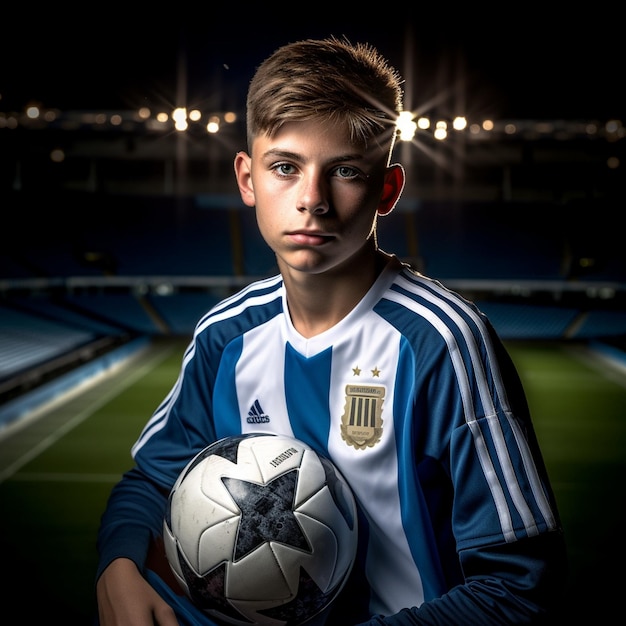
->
xmin=234 ymin=119 xmax=402 ymax=277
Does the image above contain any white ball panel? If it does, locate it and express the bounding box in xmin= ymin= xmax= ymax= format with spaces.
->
xmin=296 ymin=487 xmax=358 ymax=589
xmin=292 ymin=512 xmax=339 ymax=591
xmin=228 ymin=598 xmax=290 ymax=626
xmin=196 ymin=516 xmax=241 ymax=573
xmin=198 ymin=454 xmax=256 ymax=510
xmin=226 ymin=542 xmax=292 ymax=601
xmin=269 ymin=539 xmax=323 ymax=591
xmin=294 ymin=450 xmax=327 ymax=504
xmin=162 ymin=521 xmax=187 ymax=591
xmin=171 ymin=476 xmax=240 ymax=571
xmin=245 ymin=434 xmax=308 ymax=483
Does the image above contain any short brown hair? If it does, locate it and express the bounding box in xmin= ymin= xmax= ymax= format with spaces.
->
xmin=246 ymin=37 xmax=404 ymax=154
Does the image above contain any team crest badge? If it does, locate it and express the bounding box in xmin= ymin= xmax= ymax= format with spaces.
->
xmin=341 ymin=384 xmax=384 ymax=449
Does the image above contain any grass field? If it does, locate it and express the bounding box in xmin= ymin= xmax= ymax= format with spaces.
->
xmin=0 ymin=337 xmax=624 ymax=623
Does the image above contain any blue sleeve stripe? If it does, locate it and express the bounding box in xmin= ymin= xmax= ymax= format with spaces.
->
xmin=194 ymin=274 xmax=283 ymax=332
xmin=504 ymin=412 xmax=558 ymax=530
xmin=402 ymin=273 xmax=513 ymax=411
xmin=405 ymin=274 xmax=558 ymax=533
xmin=383 ymin=288 xmax=517 ymax=542
xmin=395 ymin=276 xmax=534 ymax=538
xmin=387 ymin=271 xmax=557 ymax=540
xmin=131 ymin=348 xmax=190 ymax=457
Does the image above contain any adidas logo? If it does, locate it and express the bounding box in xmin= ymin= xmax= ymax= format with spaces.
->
xmin=247 ymin=399 xmax=270 ymax=424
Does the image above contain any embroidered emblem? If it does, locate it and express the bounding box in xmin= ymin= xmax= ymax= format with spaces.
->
xmin=341 ymin=384 xmax=384 ymax=449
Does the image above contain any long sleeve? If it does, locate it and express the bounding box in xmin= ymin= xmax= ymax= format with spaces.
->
xmin=95 ymin=467 xmax=169 ymax=581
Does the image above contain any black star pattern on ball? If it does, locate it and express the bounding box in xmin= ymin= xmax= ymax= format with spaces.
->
xmin=222 ymin=469 xmax=310 ymax=561
xmin=258 ymin=566 xmax=331 ymax=624
xmin=180 ymin=553 xmax=245 ymax=620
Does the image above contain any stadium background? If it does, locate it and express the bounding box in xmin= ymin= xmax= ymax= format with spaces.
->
xmin=1 ymin=11 xmax=625 ymax=624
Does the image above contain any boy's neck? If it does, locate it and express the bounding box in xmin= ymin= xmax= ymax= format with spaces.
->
xmin=282 ymin=248 xmax=391 ymax=339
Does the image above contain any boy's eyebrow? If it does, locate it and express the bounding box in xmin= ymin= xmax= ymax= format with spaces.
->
xmin=260 ymin=148 xmax=367 ymax=164
xmin=261 ymin=149 xmax=304 ymax=162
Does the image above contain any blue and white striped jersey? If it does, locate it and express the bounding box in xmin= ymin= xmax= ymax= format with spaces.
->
xmin=104 ymin=256 xmax=562 ymax=623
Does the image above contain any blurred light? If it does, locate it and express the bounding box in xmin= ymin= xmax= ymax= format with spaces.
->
xmin=598 ymin=287 xmax=616 ymax=299
xmin=482 ymin=120 xmax=494 ymax=131
xmin=417 ymin=117 xmax=430 ymax=130
xmin=607 ymin=156 xmax=620 ymax=169
xmin=156 ymin=112 xmax=169 ymax=123
xmin=4 ymin=116 xmax=18 ymax=129
xmin=224 ymin=111 xmax=237 ymax=123
xmin=188 ymin=108 xmax=202 ymax=122
xmin=606 ymin=119 xmax=624 ymax=141
xmin=138 ymin=107 xmax=151 ymax=120
xmin=536 ymin=122 xmax=554 ymax=134
xmin=172 ymin=107 xmax=187 ymax=122
xmin=396 ymin=110 xmax=417 ymax=141
xmin=110 ymin=114 xmax=122 ymax=126
xmin=606 ymin=119 xmax=621 ymax=133
xmin=504 ymin=123 xmax=517 ymax=135
xmin=172 ymin=107 xmax=188 ymax=131
xmin=50 ymin=148 xmax=65 ymax=162
xmin=154 ymin=282 xmax=174 ymax=295
xmin=26 ymin=106 xmax=40 ymax=119
xmin=207 ymin=115 xmax=220 ymax=134
xmin=452 ymin=116 xmax=467 ymax=131
xmin=585 ymin=285 xmax=615 ymax=299
xmin=434 ymin=120 xmax=447 ymax=140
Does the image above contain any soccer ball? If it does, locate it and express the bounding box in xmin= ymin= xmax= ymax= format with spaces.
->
xmin=162 ymin=433 xmax=358 ymax=625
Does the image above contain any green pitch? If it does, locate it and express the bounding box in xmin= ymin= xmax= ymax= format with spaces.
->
xmin=0 ymin=337 xmax=624 ymax=623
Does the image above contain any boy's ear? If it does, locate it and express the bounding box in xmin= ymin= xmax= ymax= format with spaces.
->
xmin=377 ymin=163 xmax=405 ymax=216
xmin=234 ymin=151 xmax=255 ymax=207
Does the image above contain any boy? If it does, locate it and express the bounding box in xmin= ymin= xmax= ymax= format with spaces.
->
xmin=96 ymin=37 xmax=567 ymax=624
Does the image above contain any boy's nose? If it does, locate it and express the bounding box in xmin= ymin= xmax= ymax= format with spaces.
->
xmin=297 ymin=176 xmax=329 ymax=214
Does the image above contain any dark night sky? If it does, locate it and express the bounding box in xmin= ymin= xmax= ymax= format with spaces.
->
xmin=1 ymin=10 xmax=623 ymax=122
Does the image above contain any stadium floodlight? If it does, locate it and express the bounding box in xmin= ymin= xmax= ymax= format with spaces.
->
xmin=452 ymin=116 xmax=467 ymax=131
xmin=396 ymin=110 xmax=417 ymax=141
xmin=172 ymin=107 xmax=188 ymax=131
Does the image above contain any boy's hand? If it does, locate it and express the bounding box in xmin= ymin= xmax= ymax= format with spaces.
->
xmin=97 ymin=557 xmax=179 ymax=625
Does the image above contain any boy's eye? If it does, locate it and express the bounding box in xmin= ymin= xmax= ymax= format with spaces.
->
xmin=333 ymin=165 xmax=360 ymax=180
xmin=274 ymin=163 xmax=297 ymax=176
